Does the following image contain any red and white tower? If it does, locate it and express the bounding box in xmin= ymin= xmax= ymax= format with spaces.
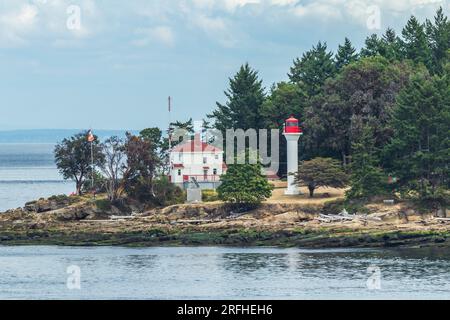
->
xmin=283 ymin=116 xmax=303 ymax=195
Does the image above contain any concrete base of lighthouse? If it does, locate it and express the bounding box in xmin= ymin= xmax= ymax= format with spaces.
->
xmin=284 ymin=132 xmax=302 ymax=196
xmin=285 ymin=188 xmax=300 ymax=196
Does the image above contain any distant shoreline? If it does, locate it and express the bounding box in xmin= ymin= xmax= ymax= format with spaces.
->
xmin=0 ymin=129 xmax=136 ymax=144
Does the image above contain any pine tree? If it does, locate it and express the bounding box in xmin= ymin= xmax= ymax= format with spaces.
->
xmin=346 ymin=126 xmax=387 ymax=200
xmin=209 ymin=63 xmax=265 ymax=131
xmin=381 ymin=28 xmax=404 ymax=61
xmin=289 ymin=41 xmax=336 ymax=96
xmin=383 ymin=73 xmax=450 ymax=202
xmin=426 ymin=7 xmax=450 ymax=74
xmin=360 ymin=34 xmax=384 ymax=57
xmin=335 ymin=38 xmax=358 ymax=70
xmin=402 ymin=15 xmax=433 ymax=68
xmin=260 ymin=82 xmax=306 ymax=129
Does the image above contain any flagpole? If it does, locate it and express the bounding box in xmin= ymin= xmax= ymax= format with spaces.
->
xmin=88 ymin=129 xmax=95 ymax=199
xmin=91 ymin=140 xmax=94 ymax=190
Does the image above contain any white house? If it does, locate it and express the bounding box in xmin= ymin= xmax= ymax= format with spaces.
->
xmin=169 ymin=134 xmax=226 ymax=189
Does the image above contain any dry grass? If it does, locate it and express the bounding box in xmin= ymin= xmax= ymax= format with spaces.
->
xmin=268 ymin=180 xmax=346 ymax=204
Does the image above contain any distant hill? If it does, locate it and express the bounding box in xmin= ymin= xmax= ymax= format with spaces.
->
xmin=0 ymin=129 xmax=138 ymax=143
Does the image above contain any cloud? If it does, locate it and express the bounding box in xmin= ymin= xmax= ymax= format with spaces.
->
xmin=289 ymin=0 xmax=445 ymax=26
xmin=0 ymin=0 xmax=445 ymax=49
xmin=132 ymin=26 xmax=175 ymax=47
xmin=0 ymin=4 xmax=38 ymax=47
xmin=194 ymin=15 xmax=236 ymax=47
xmin=189 ymin=0 xmax=300 ymax=13
xmin=0 ymin=0 xmax=100 ymax=48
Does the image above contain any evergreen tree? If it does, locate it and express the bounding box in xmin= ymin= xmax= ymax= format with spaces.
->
xmin=260 ymin=82 xmax=307 ymax=177
xmin=360 ymin=34 xmax=384 ymax=57
xmin=381 ymin=28 xmax=404 ymax=61
xmin=289 ymin=41 xmax=336 ymax=96
xmin=335 ymin=38 xmax=358 ymax=70
xmin=346 ymin=126 xmax=387 ymax=200
xmin=402 ymin=15 xmax=433 ymax=68
xmin=302 ymin=56 xmax=414 ymax=165
xmin=209 ymin=63 xmax=265 ymax=131
xmin=260 ymin=82 xmax=306 ymax=129
xmin=426 ymin=7 xmax=450 ymax=74
xmin=383 ymin=73 xmax=450 ymax=202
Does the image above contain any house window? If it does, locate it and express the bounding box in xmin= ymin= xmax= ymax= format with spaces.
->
xmin=213 ymin=169 xmax=217 ymax=175
xmin=203 ymin=157 xmax=207 ymax=164
xmin=178 ymin=153 xmax=183 ymax=161
xmin=215 ymin=154 xmax=219 ymax=160
xmin=177 ymin=169 xmax=182 ymax=176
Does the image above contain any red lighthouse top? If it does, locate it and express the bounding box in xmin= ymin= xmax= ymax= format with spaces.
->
xmin=284 ymin=116 xmax=302 ymax=134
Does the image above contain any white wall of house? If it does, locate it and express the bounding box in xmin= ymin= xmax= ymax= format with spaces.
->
xmin=170 ymin=150 xmax=225 ymax=184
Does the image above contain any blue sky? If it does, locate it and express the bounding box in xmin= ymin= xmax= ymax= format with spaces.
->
xmin=0 ymin=0 xmax=447 ymax=131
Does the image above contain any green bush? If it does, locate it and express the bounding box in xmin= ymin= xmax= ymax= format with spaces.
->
xmin=152 ymin=176 xmax=185 ymax=206
xmin=95 ymin=199 xmax=112 ymax=211
xmin=202 ymin=190 xmax=219 ymax=202
xmin=218 ymin=161 xmax=274 ymax=212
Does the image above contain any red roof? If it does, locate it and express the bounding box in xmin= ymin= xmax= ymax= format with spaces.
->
xmin=172 ymin=134 xmax=222 ymax=153
xmin=173 ymin=164 xmax=184 ymax=168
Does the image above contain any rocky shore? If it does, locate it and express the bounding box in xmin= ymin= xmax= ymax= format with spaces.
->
xmin=1 ymin=195 xmax=449 ymax=248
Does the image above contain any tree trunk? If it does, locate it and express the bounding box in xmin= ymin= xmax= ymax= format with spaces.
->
xmin=76 ymin=178 xmax=83 ymax=196
xmin=308 ymin=185 xmax=315 ymax=198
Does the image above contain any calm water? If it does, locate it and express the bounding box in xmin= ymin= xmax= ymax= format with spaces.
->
xmin=0 ymin=246 xmax=450 ymax=300
xmin=0 ymin=144 xmax=74 ymax=211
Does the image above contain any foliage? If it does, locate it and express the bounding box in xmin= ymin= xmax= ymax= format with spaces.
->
xmin=335 ymin=37 xmax=358 ymax=70
xmin=383 ymin=72 xmax=450 ymax=205
xmin=140 ymin=127 xmax=171 ymax=174
xmin=261 ymin=82 xmax=306 ymax=129
xmin=209 ymin=63 xmax=265 ymax=131
xmin=122 ymin=133 xmax=161 ymax=202
xmin=152 ymin=176 xmax=185 ymax=207
xmin=202 ymin=189 xmax=219 ymax=202
xmin=54 ymin=131 xmax=105 ymax=195
xmin=289 ymin=41 xmax=336 ymax=97
xmin=346 ymin=127 xmax=388 ymax=200
xmin=295 ymin=158 xmax=349 ymax=198
xmin=81 ymin=170 xmax=107 ymax=194
xmin=402 ymin=15 xmax=433 ymax=69
xmin=426 ymin=7 xmax=450 ymax=74
xmin=95 ymin=199 xmax=112 ymax=211
xmin=218 ymin=162 xmax=274 ymax=211
xmin=99 ymin=136 xmax=125 ymax=201
xmin=302 ymin=56 xmax=413 ymax=163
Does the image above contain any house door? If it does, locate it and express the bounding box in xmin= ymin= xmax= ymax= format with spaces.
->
xmin=203 ymin=169 xmax=208 ymax=181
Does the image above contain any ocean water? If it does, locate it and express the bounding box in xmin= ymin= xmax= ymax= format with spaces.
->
xmin=0 ymin=144 xmax=74 ymax=211
xmin=1 ymin=246 xmax=450 ymax=300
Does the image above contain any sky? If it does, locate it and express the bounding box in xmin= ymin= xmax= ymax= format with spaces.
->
xmin=0 ymin=0 xmax=447 ymax=131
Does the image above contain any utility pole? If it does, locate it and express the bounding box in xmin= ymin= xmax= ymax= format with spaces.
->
xmin=168 ymin=96 xmax=172 ymax=150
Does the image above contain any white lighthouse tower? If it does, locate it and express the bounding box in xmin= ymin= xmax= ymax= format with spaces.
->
xmin=283 ymin=116 xmax=303 ymax=195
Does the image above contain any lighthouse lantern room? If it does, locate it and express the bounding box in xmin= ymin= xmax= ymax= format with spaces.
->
xmin=283 ymin=116 xmax=303 ymax=195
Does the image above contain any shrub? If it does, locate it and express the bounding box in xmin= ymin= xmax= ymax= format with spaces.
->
xmin=152 ymin=176 xmax=185 ymax=206
xmin=218 ymin=162 xmax=274 ymax=212
xmin=202 ymin=190 xmax=219 ymax=202
xmin=95 ymin=199 xmax=112 ymax=211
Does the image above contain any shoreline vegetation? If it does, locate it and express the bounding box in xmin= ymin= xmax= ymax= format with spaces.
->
xmin=1 ymin=184 xmax=449 ymax=249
